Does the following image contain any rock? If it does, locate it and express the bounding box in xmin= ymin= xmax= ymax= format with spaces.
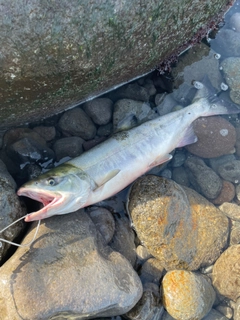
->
xmin=109 ymin=215 xmax=136 ymax=266
xmin=109 ymin=83 xmax=150 ymax=102
xmin=212 ymin=244 xmax=240 ymax=302
xmin=3 ymin=127 xmax=46 ymax=148
xmin=211 ymin=180 xmax=235 ymax=205
xmin=171 ymin=151 xmax=186 ymax=167
xmin=113 ymin=99 xmax=156 ymax=132
xmin=33 ymin=126 xmax=56 ymax=141
xmin=219 ymin=202 xmax=240 ymax=221
xmin=53 ymin=136 xmax=84 ymax=161
xmin=0 ymin=210 xmax=142 ymax=319
xmin=143 ymin=80 xmax=157 ymax=97
xmin=185 ymin=116 xmax=236 ymax=158
xmin=212 ymin=29 xmax=240 ymax=57
xmin=202 ymin=308 xmax=229 ymax=320
xmin=87 ymin=206 xmax=115 ymax=244
xmin=184 ymin=156 xmax=222 ymax=199
xmin=127 ymin=175 xmax=229 ymax=270
xmin=229 ymin=220 xmax=240 ymax=246
xmin=217 ymin=160 xmax=240 ymax=183
xmin=215 ymin=305 xmax=233 ymax=319
xmin=161 ymin=311 xmax=176 ymax=320
xmin=209 ymin=154 xmax=236 ymax=173
xmin=172 ymin=166 xmax=190 ymax=187
xmin=230 ymin=13 xmax=240 ymax=32
xmin=82 ymin=98 xmax=113 ymax=125
xmin=83 ymin=136 xmax=107 ymax=151
xmin=234 ymin=297 xmax=240 ymax=320
xmin=0 ymin=160 xmax=27 ymax=262
xmin=234 ymin=127 xmax=240 ymax=157
xmin=97 ymin=123 xmax=113 ymax=137
xmin=221 ymin=57 xmax=240 ymax=104
xmin=160 ymin=168 xmax=172 ymax=179
xmin=125 ymin=283 xmax=164 ymax=320
xmin=6 ymin=137 xmax=55 ymax=167
xmin=58 ymin=108 xmax=97 ymax=140
xmin=139 ymin=258 xmax=164 ymax=285
xmin=136 ymin=245 xmax=152 ymax=264
xmin=156 ymin=94 xmax=177 ymax=116
xmin=162 ymin=270 xmax=216 ymax=320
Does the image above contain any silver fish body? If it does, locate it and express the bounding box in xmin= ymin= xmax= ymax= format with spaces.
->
xmin=17 ymin=79 xmax=240 ymax=221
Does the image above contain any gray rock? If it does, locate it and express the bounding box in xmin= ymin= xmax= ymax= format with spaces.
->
xmin=156 ymin=94 xmax=177 ymax=116
xmin=217 ymin=160 xmax=240 ymax=183
xmin=236 ymin=183 xmax=240 ymax=202
xmin=160 ymin=168 xmax=172 ymax=179
xmin=184 ymin=156 xmax=222 ymax=199
xmin=125 ymin=282 xmax=164 ymax=320
xmin=215 ymin=305 xmax=233 ymax=319
xmin=110 ymin=83 xmax=150 ymax=102
xmin=221 ymin=57 xmax=240 ymax=104
xmin=143 ymin=81 xmax=157 ymax=97
xmin=33 ymin=126 xmax=56 ymax=141
xmin=109 ymin=215 xmax=137 ymax=266
xmin=83 ymin=136 xmax=107 ymax=151
xmin=53 ymin=136 xmax=84 ymax=161
xmin=140 ymin=258 xmax=164 ymax=285
xmin=171 ymin=151 xmax=186 ymax=167
xmin=0 ymin=160 xmax=27 ymax=262
xmin=87 ymin=206 xmax=115 ymax=244
xmin=172 ymin=166 xmax=190 ymax=187
xmin=202 ymin=309 xmax=229 ymax=320
xmin=97 ymin=123 xmax=113 ymax=137
xmin=58 ymin=108 xmax=97 ymax=140
xmin=3 ymin=127 xmax=47 ymax=148
xmin=161 ymin=311 xmax=176 ymax=320
xmin=162 ymin=270 xmax=216 ymax=320
xmin=136 ymin=245 xmax=152 ymax=264
xmin=212 ymin=29 xmax=240 ymax=57
xmin=0 ymin=210 xmax=142 ymax=320
xmin=113 ymin=99 xmax=156 ymax=132
xmin=234 ymin=297 xmax=240 ymax=320
xmin=219 ymin=202 xmax=240 ymax=221
xmin=82 ymin=98 xmax=113 ymax=125
xmin=230 ymin=13 xmax=240 ymax=32
xmin=209 ymin=154 xmax=236 ymax=173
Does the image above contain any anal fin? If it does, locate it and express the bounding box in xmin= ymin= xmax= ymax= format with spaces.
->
xmin=177 ymin=124 xmax=198 ymax=148
xmin=148 ymin=154 xmax=172 ymax=168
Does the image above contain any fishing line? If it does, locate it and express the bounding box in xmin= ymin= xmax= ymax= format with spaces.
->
xmin=0 ymin=215 xmax=41 ymax=248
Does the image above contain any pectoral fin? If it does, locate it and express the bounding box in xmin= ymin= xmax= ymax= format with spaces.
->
xmin=93 ymin=169 xmax=120 ymax=190
xmin=177 ymin=124 xmax=198 ymax=148
xmin=148 ymin=154 xmax=172 ymax=168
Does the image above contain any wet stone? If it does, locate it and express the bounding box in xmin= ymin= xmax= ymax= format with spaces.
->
xmin=230 ymin=12 xmax=240 ymax=32
xmin=53 ymin=136 xmax=84 ymax=161
xmin=215 ymin=305 xmax=233 ymax=319
xmin=127 ymin=175 xmax=229 ymax=271
xmin=0 ymin=160 xmax=27 ymax=263
xmin=184 ymin=156 xmax=222 ymax=199
xmin=209 ymin=154 xmax=236 ymax=173
xmin=87 ymin=206 xmax=115 ymax=244
xmin=139 ymin=258 xmax=164 ymax=285
xmin=202 ymin=309 xmax=229 ymax=320
xmin=234 ymin=297 xmax=240 ymax=320
xmin=221 ymin=57 xmax=240 ymax=105
xmin=97 ymin=123 xmax=113 ymax=137
xmin=3 ymin=127 xmax=47 ymax=148
xmin=172 ymin=166 xmax=190 ymax=187
xmin=219 ymin=202 xmax=240 ymax=221
xmin=109 ymin=215 xmax=137 ymax=266
xmin=229 ymin=220 xmax=240 ymax=246
xmin=0 ymin=210 xmax=142 ymax=320
xmin=58 ymin=108 xmax=97 ymax=140
xmin=217 ymin=160 xmax=240 ymax=183
xmin=162 ymin=270 xmax=216 ymax=320
xmin=212 ymin=244 xmax=240 ymax=302
xmin=136 ymin=245 xmax=152 ymax=264
xmin=109 ymin=83 xmax=150 ymax=102
xmin=185 ymin=116 xmax=236 ymax=158
xmin=171 ymin=151 xmax=186 ymax=167
xmin=211 ymin=180 xmax=235 ymax=205
xmin=33 ymin=126 xmax=56 ymax=141
xmin=83 ymin=136 xmax=106 ymax=151
xmin=82 ymin=98 xmax=113 ymax=126
xmin=212 ymin=29 xmax=240 ymax=57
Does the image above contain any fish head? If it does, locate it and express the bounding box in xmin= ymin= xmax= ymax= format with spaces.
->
xmin=17 ymin=164 xmax=92 ymax=222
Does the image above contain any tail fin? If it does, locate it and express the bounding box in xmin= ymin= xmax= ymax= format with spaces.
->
xmin=193 ymin=75 xmax=240 ymax=116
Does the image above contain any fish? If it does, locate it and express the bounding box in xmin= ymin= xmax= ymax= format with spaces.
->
xmin=17 ymin=76 xmax=240 ymax=222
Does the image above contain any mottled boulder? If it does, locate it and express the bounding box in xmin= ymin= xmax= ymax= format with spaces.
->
xmin=127 ymin=175 xmax=229 ymax=270
xmin=0 ymin=210 xmax=142 ymax=320
xmin=162 ymin=270 xmax=216 ymax=320
xmin=53 ymin=136 xmax=84 ymax=161
xmin=82 ymin=98 xmax=113 ymax=126
xmin=185 ymin=116 xmax=236 ymax=158
xmin=212 ymin=245 xmax=240 ymax=301
xmin=217 ymin=160 xmax=240 ymax=183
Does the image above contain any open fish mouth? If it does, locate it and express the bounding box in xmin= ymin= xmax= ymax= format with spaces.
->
xmin=17 ymin=188 xmax=63 ymax=221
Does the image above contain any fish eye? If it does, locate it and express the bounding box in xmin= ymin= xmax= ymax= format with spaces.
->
xmin=47 ymin=177 xmax=56 ymax=186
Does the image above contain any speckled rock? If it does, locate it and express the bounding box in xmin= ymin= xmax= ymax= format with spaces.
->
xmin=0 ymin=160 xmax=26 ymax=262
xmin=87 ymin=206 xmax=115 ymax=244
xmin=113 ymin=99 xmax=156 ymax=132
xmin=109 ymin=215 xmax=137 ymax=266
xmin=229 ymin=220 xmax=240 ymax=246
xmin=58 ymin=108 xmax=97 ymax=140
xmin=185 ymin=116 xmax=236 ymax=158
xmin=217 ymin=160 xmax=240 ymax=183
xmin=221 ymin=57 xmax=240 ymax=105
xmin=82 ymin=98 xmax=113 ymax=125
xmin=53 ymin=136 xmax=84 ymax=161
xmin=211 ymin=180 xmax=235 ymax=205
xmin=0 ymin=210 xmax=142 ymax=320
xmin=230 ymin=12 xmax=240 ymax=32
xmin=212 ymin=245 xmax=240 ymax=302
xmin=109 ymin=83 xmax=150 ymax=102
xmin=184 ymin=156 xmax=222 ymax=199
xmin=127 ymin=175 xmax=229 ymax=271
xmin=234 ymin=297 xmax=240 ymax=320
xmin=209 ymin=154 xmax=236 ymax=173
xmin=219 ymin=202 xmax=240 ymax=221
xmin=162 ymin=270 xmax=216 ymax=320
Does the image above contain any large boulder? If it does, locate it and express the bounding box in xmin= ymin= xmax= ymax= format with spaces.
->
xmin=0 ymin=0 xmax=230 ymax=129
